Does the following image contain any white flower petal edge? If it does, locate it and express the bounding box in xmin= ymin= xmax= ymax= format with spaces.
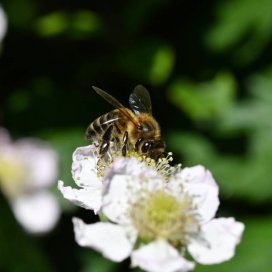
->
xmin=0 ymin=127 xmax=10 ymax=146
xmin=131 ymin=239 xmax=195 ymax=272
xmin=58 ymin=180 xmax=102 ymax=213
xmin=179 ymin=165 xmax=218 ymax=187
xmin=0 ymin=5 xmax=7 ymax=43
xmin=175 ymin=165 xmax=219 ymax=223
xmin=58 ymin=145 xmax=103 ymax=213
xmin=73 ymin=218 xmax=134 ymax=262
xmin=187 ymin=217 xmax=245 ymax=265
xmin=11 ymin=190 xmax=60 ymax=234
xmin=72 ymin=145 xmax=100 ymax=188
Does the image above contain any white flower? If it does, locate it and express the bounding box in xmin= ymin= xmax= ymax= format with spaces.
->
xmin=72 ymin=157 xmax=244 ymax=272
xmin=58 ymin=144 xmax=103 ymax=213
xmin=0 ymin=128 xmax=60 ymax=234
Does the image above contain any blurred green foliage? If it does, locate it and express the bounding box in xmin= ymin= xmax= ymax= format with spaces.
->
xmin=205 ymin=0 xmax=272 ymax=65
xmin=168 ymin=72 xmax=236 ymax=119
xmin=36 ymin=10 xmax=102 ymax=38
xmin=1 ymin=0 xmax=272 ymax=271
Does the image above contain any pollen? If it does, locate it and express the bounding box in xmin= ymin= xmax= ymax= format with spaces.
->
xmin=155 ymin=153 xmax=181 ymax=178
xmin=95 ymin=141 xmax=181 ymax=179
xmin=122 ymin=148 xmax=181 ymax=179
xmin=131 ymin=190 xmax=198 ymax=245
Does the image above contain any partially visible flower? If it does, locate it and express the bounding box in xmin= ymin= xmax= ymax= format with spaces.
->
xmin=0 ymin=5 xmax=7 ymax=45
xmin=58 ymin=144 xmax=103 ymax=213
xmin=71 ymin=156 xmax=244 ymax=272
xmin=58 ymin=144 xmax=178 ymax=214
xmin=0 ymin=128 xmax=60 ymax=234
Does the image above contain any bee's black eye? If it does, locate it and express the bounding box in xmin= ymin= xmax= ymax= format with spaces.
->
xmin=141 ymin=142 xmax=151 ymax=153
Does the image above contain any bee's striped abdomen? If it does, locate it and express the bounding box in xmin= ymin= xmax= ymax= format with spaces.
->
xmin=85 ymin=109 xmax=120 ymax=141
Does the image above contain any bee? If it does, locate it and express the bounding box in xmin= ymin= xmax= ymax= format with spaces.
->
xmin=86 ymin=85 xmax=165 ymax=159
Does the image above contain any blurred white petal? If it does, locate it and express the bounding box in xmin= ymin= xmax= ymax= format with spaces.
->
xmin=73 ymin=218 xmax=133 ymax=262
xmin=15 ymin=139 xmax=58 ymax=189
xmin=0 ymin=5 xmax=7 ymax=43
xmin=0 ymin=131 xmax=58 ymax=191
xmin=132 ymin=239 xmax=195 ymax=272
xmin=0 ymin=127 xmax=11 ymax=146
xmin=11 ymin=190 xmax=60 ymax=234
xmin=188 ymin=217 xmax=245 ymax=264
xmin=58 ymin=180 xmax=102 ymax=213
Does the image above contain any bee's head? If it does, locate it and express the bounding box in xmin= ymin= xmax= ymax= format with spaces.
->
xmin=141 ymin=139 xmax=166 ymax=159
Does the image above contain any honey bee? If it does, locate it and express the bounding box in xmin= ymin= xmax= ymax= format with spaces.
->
xmin=86 ymin=85 xmax=165 ymax=159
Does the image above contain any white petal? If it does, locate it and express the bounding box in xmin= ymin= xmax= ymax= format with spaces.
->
xmin=103 ymin=157 xmax=164 ymax=225
xmin=107 ymin=157 xmax=158 ymax=179
xmin=132 ymin=239 xmax=195 ymax=272
xmin=15 ymin=139 xmax=58 ymax=189
xmin=103 ymin=176 xmax=164 ymax=225
xmin=71 ymin=145 xmax=100 ymax=188
xmin=0 ymin=5 xmax=7 ymax=43
xmin=174 ymin=165 xmax=219 ymax=222
xmin=102 ymin=174 xmax=133 ymax=224
xmin=0 ymin=135 xmax=58 ymax=194
xmin=102 ymin=159 xmax=144 ymax=224
xmin=179 ymin=165 xmax=218 ymax=187
xmin=73 ymin=218 xmax=133 ymax=262
xmin=11 ymin=190 xmax=60 ymax=234
xmin=58 ymin=180 xmax=102 ymax=213
xmin=188 ymin=217 xmax=245 ymax=264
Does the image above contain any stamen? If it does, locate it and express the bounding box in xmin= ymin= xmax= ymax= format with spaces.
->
xmin=95 ymin=141 xmax=181 ymax=179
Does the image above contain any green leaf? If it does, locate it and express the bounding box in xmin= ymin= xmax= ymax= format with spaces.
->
xmin=117 ymin=39 xmax=175 ymax=85
xmin=168 ymin=72 xmax=236 ymax=120
xmin=36 ymin=10 xmax=102 ymax=38
xmin=206 ymin=0 xmax=272 ymax=65
xmin=36 ymin=11 xmax=68 ymax=37
xmin=80 ymin=250 xmax=120 ymax=272
xmin=149 ymin=45 xmax=175 ymax=86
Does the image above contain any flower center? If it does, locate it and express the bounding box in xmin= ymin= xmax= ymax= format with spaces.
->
xmin=131 ymin=190 xmax=198 ymax=244
xmin=0 ymin=158 xmax=26 ymax=198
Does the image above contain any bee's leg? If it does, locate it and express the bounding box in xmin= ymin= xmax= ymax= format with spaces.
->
xmin=121 ymin=131 xmax=128 ymax=156
xmin=134 ymin=137 xmax=143 ymax=152
xmin=99 ymin=125 xmax=114 ymax=156
xmin=113 ymin=124 xmax=121 ymax=149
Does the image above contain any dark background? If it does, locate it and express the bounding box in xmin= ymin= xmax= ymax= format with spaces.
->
xmin=1 ymin=0 xmax=272 ymax=271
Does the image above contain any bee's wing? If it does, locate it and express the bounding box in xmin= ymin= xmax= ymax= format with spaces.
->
xmin=129 ymin=85 xmax=152 ymax=115
xmin=92 ymin=86 xmax=138 ymax=125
